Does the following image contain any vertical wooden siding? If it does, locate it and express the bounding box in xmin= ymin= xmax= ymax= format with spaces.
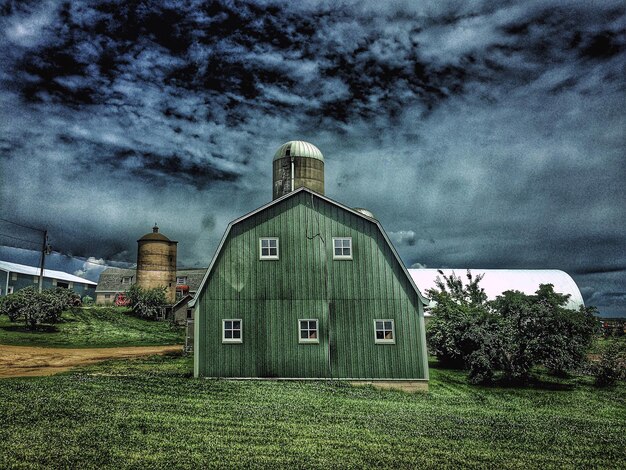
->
xmin=197 ymin=191 xmax=427 ymax=379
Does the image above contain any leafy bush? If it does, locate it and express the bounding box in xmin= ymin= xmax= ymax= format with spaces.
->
xmin=492 ymin=285 xmax=598 ymax=380
xmin=594 ymin=342 xmax=626 ymax=387
xmin=426 ymin=271 xmax=598 ymax=384
xmin=426 ymin=270 xmax=492 ymax=368
xmin=0 ymin=287 xmax=79 ymax=330
xmin=125 ymin=284 xmax=167 ymax=320
xmin=82 ymin=295 xmax=94 ymax=305
xmin=50 ymin=287 xmax=82 ymax=308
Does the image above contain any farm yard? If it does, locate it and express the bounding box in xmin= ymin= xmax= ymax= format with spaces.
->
xmin=0 ymin=307 xmax=624 ymax=468
xmin=0 ymin=353 xmax=624 ymax=469
xmin=0 ymin=306 xmax=184 ymax=348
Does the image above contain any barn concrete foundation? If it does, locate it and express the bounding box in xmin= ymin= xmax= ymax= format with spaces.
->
xmin=349 ymin=380 xmax=429 ymax=393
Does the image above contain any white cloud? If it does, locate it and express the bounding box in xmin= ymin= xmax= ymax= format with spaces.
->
xmin=3 ymin=2 xmax=58 ymax=47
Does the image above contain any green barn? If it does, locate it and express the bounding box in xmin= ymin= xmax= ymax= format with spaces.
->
xmin=192 ymin=141 xmax=429 ymax=389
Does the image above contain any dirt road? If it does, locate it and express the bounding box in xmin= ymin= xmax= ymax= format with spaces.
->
xmin=0 ymin=344 xmax=182 ymax=378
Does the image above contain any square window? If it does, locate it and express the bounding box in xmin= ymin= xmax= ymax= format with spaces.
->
xmin=332 ymin=238 xmax=352 ymax=260
xmin=177 ymin=276 xmax=188 ymax=285
xmin=299 ymin=319 xmax=319 ymax=343
xmin=374 ymin=319 xmax=395 ymax=344
xmin=260 ymin=238 xmax=279 ymax=260
xmin=223 ymin=319 xmax=242 ymax=343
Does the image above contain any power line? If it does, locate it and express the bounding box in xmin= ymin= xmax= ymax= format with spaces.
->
xmin=0 ymin=218 xmax=44 ymax=233
xmin=0 ymin=232 xmax=42 ymax=246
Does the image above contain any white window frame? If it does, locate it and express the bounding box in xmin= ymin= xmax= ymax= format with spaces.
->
xmin=121 ymin=276 xmax=133 ymax=285
xmin=332 ymin=237 xmax=353 ymax=260
xmin=176 ymin=276 xmax=187 ymax=285
xmin=259 ymin=237 xmax=279 ymax=260
xmin=298 ymin=319 xmax=319 ymax=344
xmin=374 ymin=319 xmax=395 ymax=344
xmin=222 ymin=319 xmax=243 ymax=343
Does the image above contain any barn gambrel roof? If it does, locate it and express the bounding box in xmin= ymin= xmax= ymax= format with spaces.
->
xmin=190 ymin=187 xmax=428 ymax=307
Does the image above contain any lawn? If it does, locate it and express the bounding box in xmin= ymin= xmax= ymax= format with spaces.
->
xmin=0 ymin=307 xmax=184 ymax=348
xmin=0 ymin=355 xmax=624 ymax=469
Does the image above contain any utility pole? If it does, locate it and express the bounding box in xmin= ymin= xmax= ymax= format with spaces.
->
xmin=38 ymin=230 xmax=48 ymax=293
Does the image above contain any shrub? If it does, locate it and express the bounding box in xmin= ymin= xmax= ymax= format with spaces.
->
xmin=125 ymin=284 xmax=167 ymax=320
xmin=492 ymin=285 xmax=598 ymax=380
xmin=49 ymin=287 xmax=82 ymax=308
xmin=82 ymin=295 xmax=94 ymax=305
xmin=0 ymin=287 xmax=72 ymax=330
xmin=594 ymin=342 xmax=626 ymax=387
xmin=426 ymin=271 xmax=598 ymax=384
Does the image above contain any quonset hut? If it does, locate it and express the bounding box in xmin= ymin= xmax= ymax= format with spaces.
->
xmin=192 ymin=141 xmax=429 ymax=389
xmin=408 ymin=269 xmax=585 ymax=314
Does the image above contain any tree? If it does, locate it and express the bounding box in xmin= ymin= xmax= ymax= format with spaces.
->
xmin=426 ymin=270 xmax=494 ymax=368
xmin=125 ymin=284 xmax=167 ymax=320
xmin=492 ymin=285 xmax=598 ymax=379
xmin=426 ymin=271 xmax=598 ymax=384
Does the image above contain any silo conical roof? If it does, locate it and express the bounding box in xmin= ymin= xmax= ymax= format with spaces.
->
xmin=137 ymin=225 xmax=174 ymax=242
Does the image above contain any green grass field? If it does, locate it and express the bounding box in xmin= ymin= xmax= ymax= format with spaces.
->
xmin=0 ymin=355 xmax=624 ymax=469
xmin=0 ymin=307 xmax=184 ymax=348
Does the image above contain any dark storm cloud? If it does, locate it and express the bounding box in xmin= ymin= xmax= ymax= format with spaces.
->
xmin=0 ymin=0 xmax=625 ymax=315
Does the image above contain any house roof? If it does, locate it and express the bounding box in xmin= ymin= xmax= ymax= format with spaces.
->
xmin=175 ymin=269 xmax=206 ymax=291
xmin=95 ymin=268 xmax=136 ymax=292
xmin=173 ymin=293 xmax=194 ymax=310
xmin=408 ymin=268 xmax=584 ymax=311
xmin=95 ymin=267 xmax=206 ymax=293
xmin=190 ymin=187 xmax=428 ymax=307
xmin=0 ymin=260 xmax=97 ymax=286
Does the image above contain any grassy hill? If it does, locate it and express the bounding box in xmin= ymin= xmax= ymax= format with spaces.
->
xmin=0 ymin=356 xmax=624 ymax=468
xmin=0 ymin=307 xmax=184 ymax=348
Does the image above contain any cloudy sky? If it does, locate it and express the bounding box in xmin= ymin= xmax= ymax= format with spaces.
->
xmin=0 ymin=0 xmax=624 ymax=315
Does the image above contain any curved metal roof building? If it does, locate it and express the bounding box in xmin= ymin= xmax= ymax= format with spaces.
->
xmin=408 ymin=268 xmax=584 ymax=311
